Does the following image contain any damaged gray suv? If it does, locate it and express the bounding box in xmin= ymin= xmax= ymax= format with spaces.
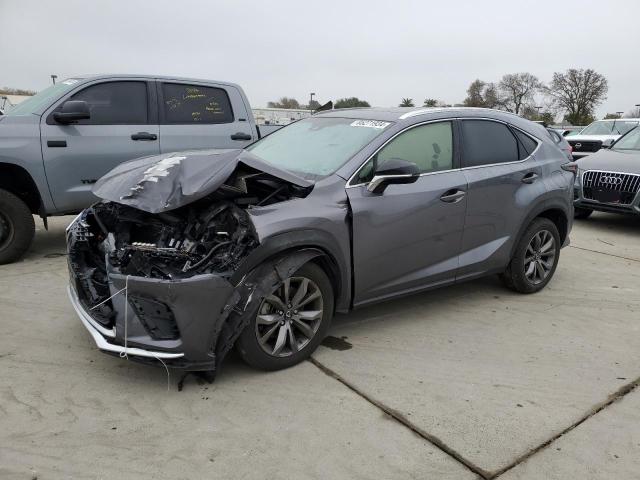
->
xmin=67 ymin=107 xmax=575 ymax=374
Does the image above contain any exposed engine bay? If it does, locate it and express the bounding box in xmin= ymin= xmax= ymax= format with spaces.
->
xmin=68 ymin=166 xmax=311 ymax=327
xmin=73 ymin=168 xmax=310 ymax=280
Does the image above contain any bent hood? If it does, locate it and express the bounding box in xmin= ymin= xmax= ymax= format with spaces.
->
xmin=577 ymin=148 xmax=640 ymax=173
xmin=92 ymin=149 xmax=313 ymax=213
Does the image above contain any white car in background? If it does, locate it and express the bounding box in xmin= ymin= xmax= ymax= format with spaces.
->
xmin=567 ymin=118 xmax=640 ymax=159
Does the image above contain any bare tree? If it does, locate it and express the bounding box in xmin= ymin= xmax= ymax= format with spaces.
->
xmin=545 ymin=69 xmax=608 ymax=126
xmin=267 ymin=97 xmax=301 ymax=109
xmin=498 ymin=73 xmax=542 ymax=115
xmin=624 ymin=106 xmax=640 ymax=118
xmin=399 ymin=98 xmax=414 ymax=107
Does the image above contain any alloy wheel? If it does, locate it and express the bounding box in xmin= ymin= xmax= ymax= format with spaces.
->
xmin=0 ymin=211 xmax=14 ymax=251
xmin=255 ymin=276 xmax=324 ymax=357
xmin=524 ymin=229 xmax=556 ymax=285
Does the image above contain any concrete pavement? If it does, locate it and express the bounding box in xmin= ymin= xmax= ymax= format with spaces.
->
xmin=0 ymin=212 xmax=638 ymax=479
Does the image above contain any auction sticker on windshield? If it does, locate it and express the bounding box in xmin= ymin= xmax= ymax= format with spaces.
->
xmin=350 ymin=120 xmax=390 ymax=129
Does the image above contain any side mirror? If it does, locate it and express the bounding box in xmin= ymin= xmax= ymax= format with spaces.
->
xmin=601 ymin=138 xmax=615 ymax=149
xmin=53 ymin=100 xmax=90 ymax=124
xmin=366 ymin=158 xmax=420 ymax=194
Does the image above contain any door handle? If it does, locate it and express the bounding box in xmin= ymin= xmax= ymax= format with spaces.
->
xmin=521 ymin=172 xmax=538 ymax=184
xmin=131 ymin=132 xmax=157 ymax=141
xmin=230 ymin=132 xmax=252 ymax=141
xmin=440 ymin=189 xmax=466 ymax=203
xmin=47 ymin=140 xmax=67 ymax=147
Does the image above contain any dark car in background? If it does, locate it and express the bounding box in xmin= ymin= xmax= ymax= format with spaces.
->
xmin=573 ymin=126 xmax=640 ymax=218
xmin=66 ymin=107 xmax=574 ymax=375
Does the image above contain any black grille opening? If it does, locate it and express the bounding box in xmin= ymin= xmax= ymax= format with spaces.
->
xmin=582 ymin=171 xmax=640 ymax=205
xmin=569 ymin=140 xmax=602 ymax=153
xmin=128 ymin=296 xmax=180 ymax=340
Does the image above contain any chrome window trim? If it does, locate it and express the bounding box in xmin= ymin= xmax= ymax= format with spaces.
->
xmin=346 ymin=117 xmax=542 ymax=188
xmin=346 ymin=118 xmax=456 ymax=188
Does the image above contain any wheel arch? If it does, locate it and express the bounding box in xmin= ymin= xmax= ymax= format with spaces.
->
xmin=0 ymin=162 xmax=44 ymax=215
xmin=231 ymin=229 xmax=351 ymax=313
xmin=511 ymin=202 xmax=570 ymax=258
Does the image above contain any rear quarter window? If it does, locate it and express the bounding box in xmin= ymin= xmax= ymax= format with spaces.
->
xmin=161 ymin=83 xmax=234 ymax=124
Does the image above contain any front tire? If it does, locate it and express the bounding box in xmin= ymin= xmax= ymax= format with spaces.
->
xmin=501 ymin=217 xmax=560 ymax=294
xmin=574 ymin=207 xmax=593 ymax=219
xmin=0 ymin=189 xmax=35 ymax=265
xmin=237 ymin=262 xmax=334 ymax=371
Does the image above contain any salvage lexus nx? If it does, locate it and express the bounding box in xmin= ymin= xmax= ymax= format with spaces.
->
xmin=67 ymin=107 xmax=574 ymax=374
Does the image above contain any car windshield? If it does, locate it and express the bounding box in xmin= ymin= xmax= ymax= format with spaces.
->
xmin=5 ymin=78 xmax=83 ymax=116
xmin=580 ymin=120 xmax=639 ymax=136
xmin=612 ymin=127 xmax=640 ymax=151
xmin=247 ymin=116 xmax=391 ymax=180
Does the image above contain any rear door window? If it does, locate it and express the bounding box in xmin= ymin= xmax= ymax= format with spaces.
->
xmin=68 ymin=81 xmax=148 ymax=125
xmin=160 ymin=83 xmax=234 ymax=124
xmin=461 ymin=120 xmax=519 ymax=167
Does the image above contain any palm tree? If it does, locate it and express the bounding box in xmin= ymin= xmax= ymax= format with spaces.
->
xmin=399 ymin=98 xmax=414 ymax=107
xmin=423 ymin=98 xmax=438 ymax=107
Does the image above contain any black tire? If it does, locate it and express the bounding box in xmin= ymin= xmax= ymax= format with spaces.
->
xmin=0 ymin=189 xmax=35 ymax=265
xmin=237 ymin=262 xmax=334 ymax=371
xmin=574 ymin=207 xmax=593 ymax=219
xmin=500 ymin=217 xmax=561 ymax=294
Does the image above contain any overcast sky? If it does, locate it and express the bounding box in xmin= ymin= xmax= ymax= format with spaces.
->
xmin=1 ymin=0 xmax=639 ymax=118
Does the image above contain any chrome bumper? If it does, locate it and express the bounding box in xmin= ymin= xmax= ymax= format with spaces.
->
xmin=67 ymin=285 xmax=184 ymax=360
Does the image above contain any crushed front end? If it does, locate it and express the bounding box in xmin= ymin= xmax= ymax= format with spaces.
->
xmin=67 ymin=200 xmax=257 ymax=370
xmin=66 ymin=151 xmax=313 ymax=371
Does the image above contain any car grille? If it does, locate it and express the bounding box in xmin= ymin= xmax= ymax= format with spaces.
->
xmin=569 ymin=140 xmax=602 ymax=153
xmin=582 ymin=170 xmax=640 ymax=205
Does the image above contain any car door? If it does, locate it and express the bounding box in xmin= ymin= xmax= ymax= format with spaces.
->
xmin=41 ymin=80 xmax=160 ymax=213
xmin=157 ymin=81 xmax=255 ymax=153
xmin=346 ymin=120 xmax=468 ymax=306
xmin=456 ymin=119 xmax=544 ymax=280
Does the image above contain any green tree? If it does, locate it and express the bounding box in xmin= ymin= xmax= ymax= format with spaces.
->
xmin=545 ymin=69 xmax=608 ymax=126
xmin=423 ymin=98 xmax=438 ymax=107
xmin=463 ymin=80 xmax=500 ymax=108
xmin=399 ymin=98 xmax=414 ymax=107
xmin=540 ymin=112 xmax=555 ymax=125
xmin=334 ymin=97 xmax=370 ymax=109
xmin=267 ymin=97 xmax=301 ymax=109
xmin=306 ymin=99 xmax=321 ymax=110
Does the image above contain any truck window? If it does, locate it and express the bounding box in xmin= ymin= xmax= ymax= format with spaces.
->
xmin=69 ymin=81 xmax=148 ymax=125
xmin=160 ymin=83 xmax=233 ymax=124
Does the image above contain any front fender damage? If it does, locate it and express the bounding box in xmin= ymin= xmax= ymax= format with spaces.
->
xmin=67 ymin=152 xmax=319 ymax=377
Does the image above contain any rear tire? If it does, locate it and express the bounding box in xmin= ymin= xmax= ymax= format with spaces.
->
xmin=237 ymin=262 xmax=334 ymax=371
xmin=500 ymin=217 xmax=560 ymax=294
xmin=0 ymin=189 xmax=35 ymax=265
xmin=574 ymin=207 xmax=593 ymax=219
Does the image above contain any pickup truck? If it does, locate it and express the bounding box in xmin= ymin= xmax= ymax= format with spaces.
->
xmin=0 ymin=74 xmax=275 ymax=264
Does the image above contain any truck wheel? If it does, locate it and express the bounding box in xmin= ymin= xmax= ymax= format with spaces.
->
xmin=0 ymin=189 xmax=35 ymax=264
xmin=236 ymin=262 xmax=334 ymax=371
xmin=574 ymin=207 xmax=593 ymax=219
xmin=500 ymin=217 xmax=560 ymax=294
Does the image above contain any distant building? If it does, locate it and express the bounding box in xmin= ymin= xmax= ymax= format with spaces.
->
xmin=252 ymin=107 xmax=311 ymax=126
xmin=0 ymin=94 xmax=32 ymax=112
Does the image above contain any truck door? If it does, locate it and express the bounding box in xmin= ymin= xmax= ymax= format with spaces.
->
xmin=156 ymin=81 xmax=255 ymax=153
xmin=41 ymin=80 xmax=160 ymax=213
